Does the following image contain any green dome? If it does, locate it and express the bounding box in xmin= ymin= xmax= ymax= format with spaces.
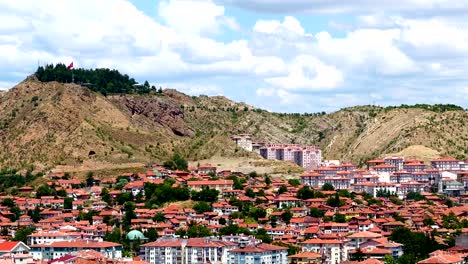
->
xmin=127 ymin=230 xmax=147 ymax=241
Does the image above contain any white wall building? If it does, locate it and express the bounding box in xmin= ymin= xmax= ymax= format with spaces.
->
xmin=301 ymin=238 xmax=348 ymax=264
xmin=227 ymin=243 xmax=288 ymax=264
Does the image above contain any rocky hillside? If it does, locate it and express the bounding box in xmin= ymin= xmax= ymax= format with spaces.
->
xmin=0 ymin=79 xmax=466 ymax=170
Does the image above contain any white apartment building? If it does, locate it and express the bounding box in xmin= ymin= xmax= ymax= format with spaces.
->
xmin=28 ymin=231 xmax=82 ymax=245
xmin=142 ymin=238 xmax=237 ymax=264
xmin=141 ymin=239 xmax=184 ymax=264
xmin=227 ymin=243 xmax=288 ymax=264
xmin=185 ymin=238 xmax=236 ymax=264
xmin=231 ymin=134 xmax=253 ymax=151
xmin=30 ymin=240 xmax=122 ymax=261
xmin=301 ymin=238 xmax=348 ymax=264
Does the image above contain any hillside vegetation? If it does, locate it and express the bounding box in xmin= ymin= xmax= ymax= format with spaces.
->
xmin=0 ymin=74 xmax=466 ymax=171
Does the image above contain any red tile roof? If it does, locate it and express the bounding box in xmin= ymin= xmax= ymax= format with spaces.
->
xmin=0 ymin=241 xmax=21 ymax=251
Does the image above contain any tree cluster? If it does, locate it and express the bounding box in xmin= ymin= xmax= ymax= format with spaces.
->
xmin=144 ymin=180 xmax=190 ymax=207
xmin=389 ymin=227 xmax=442 ymax=262
xmin=35 ymin=64 xmax=152 ymax=95
xmin=163 ymin=153 xmax=188 ymax=171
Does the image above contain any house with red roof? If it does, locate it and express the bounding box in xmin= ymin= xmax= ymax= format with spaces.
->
xmin=431 ymin=157 xmax=461 ymax=171
xmin=187 ymin=180 xmax=233 ymax=192
xmin=301 ymin=238 xmax=348 ymax=264
xmin=30 ymin=240 xmax=122 ymax=261
xmin=0 ymin=241 xmax=30 ymax=257
xmin=228 ymin=243 xmax=288 ymax=264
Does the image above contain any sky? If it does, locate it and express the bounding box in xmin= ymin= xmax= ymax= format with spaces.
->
xmin=0 ymin=0 xmax=468 ymax=113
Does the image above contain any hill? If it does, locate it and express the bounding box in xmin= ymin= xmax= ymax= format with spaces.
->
xmin=0 ymin=77 xmax=466 ymax=171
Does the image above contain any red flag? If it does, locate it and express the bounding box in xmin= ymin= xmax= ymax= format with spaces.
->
xmin=67 ymin=62 xmax=73 ymax=69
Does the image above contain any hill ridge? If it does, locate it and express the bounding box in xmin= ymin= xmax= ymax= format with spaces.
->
xmin=0 ymin=79 xmax=466 ymax=171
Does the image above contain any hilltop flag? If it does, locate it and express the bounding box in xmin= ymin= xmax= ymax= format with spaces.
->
xmin=67 ymin=62 xmax=74 ymax=69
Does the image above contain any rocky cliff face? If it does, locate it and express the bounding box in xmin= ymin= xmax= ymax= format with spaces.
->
xmin=110 ymin=95 xmax=194 ymax=137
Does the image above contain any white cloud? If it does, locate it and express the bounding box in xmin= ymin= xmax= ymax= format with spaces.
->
xmin=254 ymin=16 xmax=308 ymax=36
xmin=256 ymin=88 xmax=302 ymax=105
xmin=220 ymin=0 xmax=468 ymax=15
xmin=265 ymin=55 xmax=343 ymax=91
xmin=158 ymin=0 xmax=237 ymax=36
xmin=313 ymin=28 xmax=418 ymax=75
xmin=398 ymin=18 xmax=468 ymax=55
xmin=164 ymin=83 xmax=222 ymax=95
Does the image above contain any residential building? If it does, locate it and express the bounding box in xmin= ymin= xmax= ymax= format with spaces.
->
xmin=347 ymin=231 xmax=382 ymax=249
xmin=185 ymin=238 xmax=236 ymax=264
xmin=227 ymin=243 xmax=288 ymax=264
xmin=187 ymin=180 xmax=233 ymax=192
xmin=260 ymin=146 xmax=277 ymax=160
xmin=0 ymin=241 xmax=30 ymax=257
xmin=288 ymin=251 xmax=321 ymax=264
xmin=231 ymin=134 xmax=253 ymax=152
xmin=301 ymin=239 xmax=347 ymax=264
xmin=30 ymin=240 xmax=122 ymax=261
xmin=384 ymin=157 xmax=404 ymax=171
xmin=141 ymin=239 xmax=184 ymax=264
xmin=28 ymin=231 xmax=82 ymax=245
xmin=431 ymin=157 xmax=461 ymax=171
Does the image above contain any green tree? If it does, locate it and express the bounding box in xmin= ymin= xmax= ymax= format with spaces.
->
xmin=163 ymin=153 xmax=188 ymax=171
xmin=326 ymin=193 xmax=344 ymax=207
xmin=1 ymin=198 xmax=14 ymax=207
xmin=228 ymin=175 xmax=244 ymax=190
xmin=219 ymin=217 xmax=227 ymax=225
xmin=145 ymin=228 xmax=158 ymax=242
xmin=423 ymin=217 xmax=435 ymax=226
xmin=191 ymin=188 xmax=219 ymax=202
xmin=393 ymin=213 xmax=405 ymax=223
xmin=64 ymin=197 xmax=74 ymax=210
xmin=254 ymin=229 xmax=272 ymax=243
xmin=86 ymin=171 xmax=94 ymax=187
xmin=442 ymin=212 xmax=460 ymax=229
xmin=270 ymin=216 xmax=278 ymax=228
xmin=27 ymin=206 xmax=42 ymax=223
xmin=334 ymin=213 xmax=346 ymax=223
xmin=179 ymin=222 xmax=213 ymax=238
xmin=116 ymin=192 xmax=134 ymax=205
xmin=193 ymin=201 xmax=211 ymax=214
xmin=265 ymin=175 xmax=272 ymax=185
xmin=389 ymin=227 xmax=441 ymax=260
xmin=406 ymin=192 xmax=425 ymax=201
xmin=383 ymin=255 xmax=398 ymax=264
xmin=123 ymin=202 xmax=136 ymax=231
xmin=309 ymin=208 xmax=324 ymax=217
xmin=321 ymin=183 xmax=335 ymax=191
xmin=9 ymin=206 xmax=21 ymax=222
xmin=245 ymin=188 xmax=256 ymax=198
xmin=153 ymin=212 xmax=165 ymax=223
xmin=281 ymin=210 xmax=292 ymax=224
xmin=350 ymin=248 xmax=365 ymax=261
xmin=104 ymin=228 xmax=121 ymax=243
xmin=101 ymin=188 xmax=112 ymax=205
xmin=277 ymin=185 xmax=288 ymax=194
xmin=297 ymin=186 xmax=321 ymax=200
xmin=248 ymin=207 xmax=266 ymax=220
xmin=12 ymin=227 xmax=35 ymax=243
xmin=36 ymin=184 xmax=55 ymax=198
xmin=288 ymin=179 xmax=301 ymax=187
